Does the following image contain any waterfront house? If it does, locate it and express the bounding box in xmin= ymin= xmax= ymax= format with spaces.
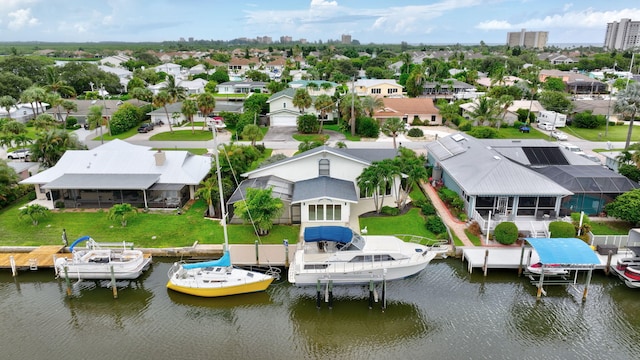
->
xmin=20 ymin=140 xmax=211 ymax=210
xmin=373 ymin=98 xmax=442 ymax=126
xmin=227 ymin=146 xmax=400 ymax=227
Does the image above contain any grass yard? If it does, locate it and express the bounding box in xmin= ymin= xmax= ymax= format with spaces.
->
xmin=150 ymin=129 xmax=213 ymax=141
xmin=292 ymin=133 xmax=330 ymax=142
xmin=563 ymin=124 xmax=640 ymax=142
xmin=359 ymin=208 xmax=439 ymax=242
xmin=0 ymin=198 xmax=299 ymax=247
xmin=323 ymin=124 xmax=360 ymax=141
xmin=589 ymin=220 xmax=633 ymax=235
xmin=496 ymin=127 xmax=551 ymax=140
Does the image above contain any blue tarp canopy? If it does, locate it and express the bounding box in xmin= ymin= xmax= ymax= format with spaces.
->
xmin=304 ymin=226 xmax=353 ymax=244
xmin=525 ymin=238 xmax=601 ymax=265
xmin=183 ymin=251 xmax=231 ymax=269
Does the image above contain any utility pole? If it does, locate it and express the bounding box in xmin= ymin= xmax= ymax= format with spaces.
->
xmin=350 ymin=77 xmax=355 ymax=136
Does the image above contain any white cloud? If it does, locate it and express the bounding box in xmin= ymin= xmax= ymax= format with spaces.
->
xmin=7 ymin=8 xmax=39 ymax=30
xmin=563 ymin=3 xmax=573 ymax=12
xmin=310 ymin=0 xmax=338 ymax=7
xmin=0 ymin=0 xmax=37 ymax=9
xmin=476 ymin=20 xmax=512 ymax=30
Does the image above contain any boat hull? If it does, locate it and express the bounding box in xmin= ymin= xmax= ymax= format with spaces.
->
xmin=55 ymin=251 xmax=152 ymax=280
xmin=611 ymin=259 xmax=640 ymax=288
xmin=166 ymin=265 xmax=274 ymax=297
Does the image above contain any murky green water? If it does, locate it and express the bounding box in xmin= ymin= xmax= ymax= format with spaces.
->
xmin=1 ymin=259 xmax=638 ymax=359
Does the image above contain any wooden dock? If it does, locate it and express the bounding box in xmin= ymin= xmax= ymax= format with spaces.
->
xmin=0 ymin=246 xmax=71 ymax=270
xmin=460 ymin=246 xmax=634 ymax=273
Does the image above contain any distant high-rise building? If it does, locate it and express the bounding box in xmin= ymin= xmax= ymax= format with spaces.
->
xmin=257 ymin=36 xmax=272 ymax=44
xmin=299 ymin=38 xmax=307 ymax=44
xmin=280 ymin=35 xmax=292 ymax=44
xmin=188 ymin=37 xmax=194 ymax=42
xmin=506 ymin=29 xmax=548 ymax=50
xmin=604 ymin=19 xmax=640 ymax=50
xmin=341 ymin=34 xmax=352 ymax=44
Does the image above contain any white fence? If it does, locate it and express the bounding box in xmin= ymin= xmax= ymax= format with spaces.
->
xmin=589 ymin=234 xmax=630 ymax=248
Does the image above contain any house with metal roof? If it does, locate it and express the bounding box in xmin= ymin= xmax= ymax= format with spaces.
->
xmin=228 ymin=146 xmax=399 ymax=227
xmin=20 ymin=140 xmax=211 ymax=210
xmin=425 ymin=134 xmax=638 ymax=235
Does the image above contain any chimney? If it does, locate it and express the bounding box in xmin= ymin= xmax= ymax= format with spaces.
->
xmin=154 ymin=149 xmax=166 ymax=166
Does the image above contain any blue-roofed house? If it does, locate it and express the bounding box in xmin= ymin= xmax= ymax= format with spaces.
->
xmin=227 ymin=146 xmax=400 ymax=228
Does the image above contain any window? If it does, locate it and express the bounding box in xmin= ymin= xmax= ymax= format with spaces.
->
xmin=308 ymin=203 xmax=341 ymax=221
xmin=309 ymin=204 xmax=324 ymax=221
xmin=431 ymin=115 xmax=436 ymax=122
xmin=387 ymin=88 xmax=398 ymax=94
xmin=371 ymin=88 xmax=381 ymax=94
xmin=319 ymin=159 xmax=330 ymax=176
xmin=326 ymin=204 xmax=342 ymax=221
xmin=283 ymin=103 xmax=286 ymax=108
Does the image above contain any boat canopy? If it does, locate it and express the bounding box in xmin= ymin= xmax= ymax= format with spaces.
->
xmin=69 ymin=235 xmax=92 ymax=252
xmin=525 ymin=238 xmax=600 ymax=265
xmin=304 ymin=226 xmax=353 ymax=244
xmin=183 ymin=251 xmax=231 ymax=269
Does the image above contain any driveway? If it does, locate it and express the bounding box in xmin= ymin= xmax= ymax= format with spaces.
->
xmin=263 ymin=126 xmax=296 ymax=142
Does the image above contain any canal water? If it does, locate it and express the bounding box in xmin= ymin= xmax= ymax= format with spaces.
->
xmin=1 ymin=258 xmax=639 ymax=359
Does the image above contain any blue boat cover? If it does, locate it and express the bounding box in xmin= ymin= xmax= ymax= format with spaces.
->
xmin=69 ymin=235 xmax=91 ymax=252
xmin=183 ymin=251 xmax=232 ymax=269
xmin=304 ymin=226 xmax=353 ymax=244
xmin=525 ymin=238 xmax=601 ymax=265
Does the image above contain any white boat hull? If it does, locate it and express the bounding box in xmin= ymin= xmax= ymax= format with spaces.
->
xmin=610 ymin=257 xmax=640 ymax=288
xmin=55 ymin=249 xmax=152 ymax=280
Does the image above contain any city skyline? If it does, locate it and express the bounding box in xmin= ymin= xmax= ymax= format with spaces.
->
xmin=1 ymin=0 xmax=640 ymax=45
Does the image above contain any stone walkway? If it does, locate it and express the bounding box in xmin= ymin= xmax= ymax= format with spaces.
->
xmin=420 ymin=181 xmax=473 ymax=246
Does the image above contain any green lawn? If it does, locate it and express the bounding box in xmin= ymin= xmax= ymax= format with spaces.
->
xmin=323 ymin=124 xmax=360 ymax=141
xmin=0 ymin=198 xmax=299 ymax=247
xmin=150 ymin=129 xmax=213 ymax=141
xmin=359 ymin=208 xmax=438 ymax=241
xmin=495 ymin=127 xmax=552 ymax=140
xmin=589 ymin=221 xmax=633 ymax=235
xmin=89 ymin=126 xmax=139 ymax=141
xmin=563 ymin=124 xmax=640 ymax=142
xmin=292 ymin=133 xmax=330 ymax=142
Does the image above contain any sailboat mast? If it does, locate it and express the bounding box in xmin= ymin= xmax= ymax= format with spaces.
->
xmin=212 ymin=126 xmax=229 ymax=252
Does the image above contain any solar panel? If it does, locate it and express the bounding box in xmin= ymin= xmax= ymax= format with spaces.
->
xmin=522 ymin=147 xmax=569 ymax=166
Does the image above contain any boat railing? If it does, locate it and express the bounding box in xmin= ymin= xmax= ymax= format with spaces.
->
xmin=316 ymin=257 xmax=422 ymax=275
xmin=167 ymin=262 xmax=183 ymax=279
xmin=396 ymin=234 xmax=448 ymax=248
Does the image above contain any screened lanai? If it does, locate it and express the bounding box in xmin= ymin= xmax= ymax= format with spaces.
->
xmin=535 ymin=165 xmax=639 ymax=215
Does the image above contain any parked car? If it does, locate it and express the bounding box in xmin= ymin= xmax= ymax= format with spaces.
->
xmin=550 ymin=130 xmax=568 ymax=141
xmin=537 ymin=122 xmax=554 ymax=131
xmin=7 ymin=148 xmax=30 ymax=160
xmin=137 ymin=123 xmax=154 ymax=133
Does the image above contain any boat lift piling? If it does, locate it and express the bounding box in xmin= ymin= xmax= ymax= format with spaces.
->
xmin=254 ymin=240 xmax=259 ymax=265
xmin=283 ymin=239 xmax=289 ymax=268
xmin=368 ymin=280 xmax=374 ymax=309
xmin=583 ymin=268 xmax=594 ymax=302
xmin=110 ymin=265 xmax=118 ymax=299
xmin=63 ymin=266 xmax=72 ymax=297
xmin=316 ymin=279 xmax=322 ymax=309
xmin=536 ymin=265 xmax=546 ymax=301
xmin=9 ymin=256 xmax=16 ymax=277
xmin=327 ymin=280 xmax=333 ymax=309
xmin=518 ymin=243 xmax=526 ymax=277
xmin=605 ymin=251 xmax=613 ymax=276
xmin=483 ymin=249 xmax=489 ymax=277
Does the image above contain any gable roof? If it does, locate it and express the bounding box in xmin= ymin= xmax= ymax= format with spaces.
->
xmin=375 ymin=98 xmax=438 ymax=118
xmin=267 ymin=88 xmax=296 ymax=102
xmin=291 ymin=176 xmax=358 ymax=203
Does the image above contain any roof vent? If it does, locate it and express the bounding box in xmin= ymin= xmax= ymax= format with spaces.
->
xmin=493 ymin=156 xmax=501 ymax=160
xmin=452 ymin=134 xmax=465 ymax=142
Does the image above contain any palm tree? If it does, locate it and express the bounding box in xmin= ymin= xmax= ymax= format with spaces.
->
xmin=61 ymin=100 xmax=77 ymax=123
xmin=498 ymin=95 xmax=514 ymax=128
xmin=241 ymin=124 xmax=263 ymax=146
xmin=320 ymin=82 xmax=334 ymax=92
xmin=233 ymin=187 xmax=284 ymax=235
xmin=306 ymin=82 xmax=320 ymax=93
xmin=0 ymin=96 xmax=16 ymax=120
xmin=469 ymin=96 xmax=500 ymax=127
xmin=357 ymin=160 xmax=398 ymax=214
xmin=381 ymin=117 xmax=406 ymax=149
xmin=197 ymin=92 xmax=216 ymax=130
xmin=361 ymin=96 xmax=385 ymax=117
xmin=181 ymin=99 xmax=198 ymax=134
xmin=195 ymin=175 xmax=218 ymax=217
xmin=393 ymin=148 xmax=430 ymax=209
xmin=162 ymin=75 xmax=187 ymax=103
xmin=406 ymin=64 xmax=426 ymax=98
xmin=130 ymin=87 xmax=153 ymax=105
xmin=19 ymin=204 xmax=49 ymax=226
xmin=107 ymin=203 xmax=138 ymax=227
xmin=313 ymin=94 xmax=334 ymax=133
xmin=292 ymin=88 xmax=312 ymax=114
xmin=401 ymin=52 xmax=412 ymax=74
xmin=43 ymin=66 xmax=76 ymax=98
xmin=33 ymin=114 xmax=56 ymax=132
xmin=614 ymin=82 xmax=640 ymax=149
xmin=45 ymin=92 xmax=63 ymax=123
xmin=153 ymin=91 xmax=174 ymax=133
xmin=87 ymin=105 xmax=104 ymax=142
xmin=20 ymin=86 xmax=47 ymax=117
xmin=31 ymin=128 xmax=82 ymax=168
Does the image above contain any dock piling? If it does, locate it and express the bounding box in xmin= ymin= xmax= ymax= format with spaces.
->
xmin=483 ymin=249 xmax=489 ymax=277
xmin=316 ymin=279 xmax=321 ymax=309
xmin=64 ymin=266 xmax=72 ymax=297
xmin=605 ymin=250 xmax=613 ymax=276
xmin=327 ymin=280 xmax=333 ymax=309
xmin=381 ymin=278 xmax=387 ymax=310
xmin=583 ymin=268 xmax=593 ymax=302
xmin=283 ymin=239 xmax=289 ymax=268
xmin=536 ymin=266 xmax=546 ymax=301
xmin=110 ymin=265 xmax=118 ymax=299
xmin=518 ymin=243 xmax=526 ymax=277
xmin=9 ymin=256 xmax=16 ymax=277
xmin=368 ymin=280 xmax=374 ymax=309
xmin=254 ymin=240 xmax=259 ymax=265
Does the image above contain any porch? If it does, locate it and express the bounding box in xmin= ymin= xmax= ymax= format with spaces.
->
xmin=472 ymin=211 xmax=554 ymax=238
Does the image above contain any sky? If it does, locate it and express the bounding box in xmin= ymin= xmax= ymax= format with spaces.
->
xmin=1 ymin=0 xmax=640 ymax=45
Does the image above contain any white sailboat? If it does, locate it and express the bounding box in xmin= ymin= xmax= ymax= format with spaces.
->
xmin=166 ymin=127 xmax=275 ymax=297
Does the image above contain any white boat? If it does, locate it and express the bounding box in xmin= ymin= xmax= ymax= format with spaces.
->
xmin=610 ymin=253 xmax=640 ymax=288
xmin=166 ymin=127 xmax=275 ymax=297
xmin=288 ymin=226 xmax=445 ymax=286
xmin=527 ymin=262 xmax=569 ymax=276
xmin=55 ymin=236 xmax=152 ymax=280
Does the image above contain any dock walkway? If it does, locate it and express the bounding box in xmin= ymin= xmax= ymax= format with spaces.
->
xmin=0 ymin=246 xmax=70 ymax=270
xmin=461 ymin=246 xmax=633 ymax=273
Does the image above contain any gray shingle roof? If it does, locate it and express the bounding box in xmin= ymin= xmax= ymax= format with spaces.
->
xmin=291 ymin=176 xmax=358 ymax=203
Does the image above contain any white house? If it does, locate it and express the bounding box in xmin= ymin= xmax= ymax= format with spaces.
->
xmin=154 ymin=63 xmax=183 ymax=79
xmin=99 ymin=54 xmax=132 ymax=67
xmin=266 ymin=88 xmax=336 ymax=127
xmin=178 ymin=78 xmax=208 ymax=95
xmin=228 ymin=146 xmax=401 ymax=228
xmin=98 ymin=65 xmax=133 ymax=91
xmin=20 ymin=140 xmax=211 ymax=210
xmin=0 ymin=102 xmax=43 ymax=122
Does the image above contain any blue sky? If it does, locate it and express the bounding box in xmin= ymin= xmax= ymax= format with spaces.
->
xmin=1 ymin=0 xmax=639 ymax=45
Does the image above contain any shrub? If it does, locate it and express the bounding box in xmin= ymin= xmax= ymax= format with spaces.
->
xmin=467 ymin=126 xmax=500 ymax=139
xmin=468 ymin=221 xmax=482 ymax=236
xmin=297 ymin=114 xmax=320 ymax=134
xmin=109 ymin=103 xmax=141 ymax=135
xmin=381 ymin=206 xmax=399 ymax=216
xmin=65 ymin=116 xmax=78 ymax=129
xmin=420 ymin=201 xmax=436 ymax=216
xmin=407 ymin=128 xmax=424 ymax=137
xmin=438 ymin=187 xmax=458 ymax=204
xmin=572 ymin=110 xmax=605 ymax=129
xmin=426 ymin=215 xmax=447 ymax=235
xmin=458 ymin=213 xmax=468 ymax=222
xmin=356 ymin=117 xmax=380 ymax=138
xmin=494 ymin=222 xmax=518 ymax=245
xmin=412 ymin=118 xmax=423 ymax=126
xmin=458 ymin=120 xmax=473 ymax=131
xmin=548 ymin=221 xmax=576 ymax=238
